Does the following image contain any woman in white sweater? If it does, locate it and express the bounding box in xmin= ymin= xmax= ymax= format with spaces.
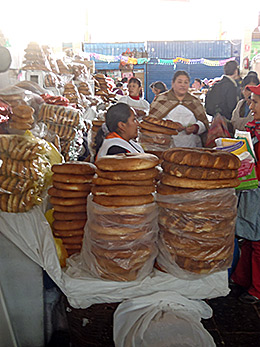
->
xmin=119 ymin=77 xmax=150 ymax=120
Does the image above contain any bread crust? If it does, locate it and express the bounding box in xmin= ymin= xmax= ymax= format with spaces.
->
xmin=143 ymin=116 xmax=182 ymax=130
xmin=161 ymin=173 xmax=240 ymax=189
xmin=51 ymin=161 xmax=96 ymax=175
xmin=139 ymin=120 xmax=178 ymax=135
xmin=95 ymin=153 xmax=159 ymax=171
xmin=162 ymin=161 xmax=238 ymax=180
xmin=91 ymin=184 xmax=155 ymax=196
xmin=96 ymin=167 xmax=158 ymax=181
xmin=163 ymin=147 xmax=241 ymax=169
xmin=52 ymin=173 xmax=94 ymax=183
xmin=93 ymin=194 xmax=154 ymax=207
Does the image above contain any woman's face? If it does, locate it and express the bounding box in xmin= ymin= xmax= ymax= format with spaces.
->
xmin=249 ymin=94 xmax=260 ymax=120
xmin=128 ymin=82 xmax=141 ymax=97
xmin=172 ymin=74 xmax=190 ymax=97
xmin=242 ymin=83 xmax=257 ymax=103
xmin=124 ymin=110 xmax=138 ymax=140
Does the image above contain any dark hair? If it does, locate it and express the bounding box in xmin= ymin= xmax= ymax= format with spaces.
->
xmin=224 ymin=60 xmax=238 ymax=76
xmin=241 ymin=72 xmax=260 ymax=88
xmin=121 ymin=77 xmax=128 ymax=83
xmin=116 ymin=82 xmax=123 ymax=88
xmin=172 ymin=70 xmax=190 ymax=83
xmin=128 ymin=77 xmax=143 ymax=97
xmin=150 ymin=81 xmax=167 ymax=93
xmin=194 ymin=78 xmax=202 ymax=85
xmin=94 ymin=103 xmax=132 ymax=154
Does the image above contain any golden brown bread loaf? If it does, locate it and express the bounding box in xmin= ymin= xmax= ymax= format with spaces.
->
xmin=48 ymin=186 xmax=90 ymax=198
xmin=162 ymin=161 xmax=238 ymax=180
xmin=163 ymin=147 xmax=241 ymax=169
xmin=52 ymin=173 xmax=94 ymax=184
xmin=161 ymin=173 xmax=240 ymax=189
xmin=51 ymin=161 xmax=96 ymax=175
xmin=53 ymin=211 xmax=87 ymax=221
xmin=52 ymin=181 xmax=92 ymax=191
xmin=52 ymin=204 xmax=87 ymax=212
xmin=93 ymin=194 xmax=154 ymax=207
xmin=52 ymin=219 xmax=87 ymax=231
xmin=96 ymin=167 xmax=158 ymax=181
xmin=91 ymin=184 xmax=155 ymax=196
xmin=156 ymin=182 xmax=196 ymax=195
xmin=95 ymin=153 xmax=160 ymax=171
xmin=139 ymin=120 xmax=178 ymax=135
xmin=92 ymin=176 xmax=155 ymax=186
xmin=50 ymin=196 xmax=87 ymax=206
xmin=142 ymin=116 xmax=182 ymax=130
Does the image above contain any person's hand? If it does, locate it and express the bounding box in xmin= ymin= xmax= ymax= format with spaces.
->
xmin=185 ymin=124 xmax=199 ymax=134
xmin=175 ymin=122 xmax=185 ymax=132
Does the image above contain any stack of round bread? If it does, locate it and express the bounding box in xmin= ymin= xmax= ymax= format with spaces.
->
xmin=81 ymin=153 xmax=160 ymax=281
xmin=155 ymin=147 xmax=241 ymax=277
xmin=63 ymin=82 xmax=80 ymax=104
xmin=48 ymin=161 xmax=96 ymax=256
xmin=0 ymin=134 xmax=52 ymax=212
xmin=56 ymin=59 xmax=70 ymax=74
xmin=21 ymin=42 xmax=51 ymax=72
xmin=78 ymin=82 xmax=92 ymax=96
xmin=139 ymin=116 xmax=181 ymax=160
xmin=94 ymin=74 xmax=116 ymax=102
xmin=8 ymin=105 xmax=34 ymax=132
xmin=38 ymin=104 xmax=84 ymax=160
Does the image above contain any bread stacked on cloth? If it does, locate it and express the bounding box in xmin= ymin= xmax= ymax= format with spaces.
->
xmin=156 ymin=147 xmax=241 ymax=278
xmin=8 ymin=105 xmax=35 ymax=132
xmin=0 ymin=134 xmax=54 ymax=212
xmin=38 ymin=104 xmax=85 ymax=161
xmin=139 ymin=116 xmax=181 ymax=160
xmin=81 ymin=153 xmax=160 ymax=281
xmin=48 ymin=161 xmax=96 ymax=256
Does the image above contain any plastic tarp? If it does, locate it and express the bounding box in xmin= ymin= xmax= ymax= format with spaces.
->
xmin=0 ymin=206 xmax=229 ymax=310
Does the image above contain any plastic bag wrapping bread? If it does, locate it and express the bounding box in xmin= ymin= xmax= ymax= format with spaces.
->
xmin=0 ymin=85 xmax=44 ymax=117
xmin=37 ymin=103 xmax=86 ymax=160
xmin=114 ymin=292 xmax=215 ymax=347
xmin=0 ymin=132 xmax=62 ymax=212
xmin=156 ymin=188 xmax=237 ymax=279
xmin=81 ymin=195 xmax=159 ymax=281
xmin=138 ymin=131 xmax=174 ymax=160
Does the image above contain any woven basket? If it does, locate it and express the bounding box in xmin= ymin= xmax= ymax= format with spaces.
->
xmin=65 ymin=299 xmax=120 ymax=347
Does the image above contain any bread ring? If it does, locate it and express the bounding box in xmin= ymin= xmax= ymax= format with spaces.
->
xmin=50 ymin=196 xmax=87 ymax=206
xmin=52 ymin=173 xmax=94 ymax=184
xmin=48 ymin=187 xmax=90 ymax=198
xmin=163 ymin=147 xmax=241 ymax=170
xmin=143 ymin=116 xmax=182 ymax=130
xmin=93 ymin=194 xmax=154 ymax=207
xmin=161 ymin=173 xmax=240 ymax=189
xmin=96 ymin=167 xmax=158 ymax=181
xmin=52 ymin=161 xmax=96 ymax=175
xmin=53 ymin=219 xmax=87 ymax=231
xmin=95 ymin=153 xmax=159 ymax=171
xmin=53 ymin=229 xmax=84 ymax=237
xmin=139 ymin=120 xmax=178 ymax=135
xmin=162 ymin=161 xmax=238 ymax=180
xmin=53 ymin=204 xmax=87 ymax=213
xmin=52 ymin=181 xmax=92 ymax=191
xmin=92 ymin=176 xmax=155 ymax=186
xmin=156 ymin=182 xmax=196 ymax=195
xmin=59 ymin=236 xmax=83 ymax=244
xmin=53 ymin=211 xmax=87 ymax=221
xmin=12 ymin=105 xmax=34 ymax=118
xmin=9 ymin=121 xmax=31 ymax=130
xmin=62 ymin=243 xmax=82 ymax=250
xmin=11 ymin=115 xmax=34 ymax=124
xmin=91 ymin=184 xmax=155 ymax=196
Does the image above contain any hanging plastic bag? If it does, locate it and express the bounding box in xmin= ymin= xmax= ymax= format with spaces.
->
xmin=205 ymin=114 xmax=231 ymax=148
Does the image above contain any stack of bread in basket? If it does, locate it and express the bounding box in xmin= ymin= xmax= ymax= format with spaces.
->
xmin=48 ymin=161 xmax=96 ymax=256
xmin=81 ymin=153 xmax=160 ymax=281
xmin=138 ymin=116 xmax=182 ymax=161
xmin=156 ymin=147 xmax=241 ymax=278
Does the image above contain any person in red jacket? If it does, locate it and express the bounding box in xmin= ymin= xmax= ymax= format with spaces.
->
xmin=231 ymin=83 xmax=260 ymax=304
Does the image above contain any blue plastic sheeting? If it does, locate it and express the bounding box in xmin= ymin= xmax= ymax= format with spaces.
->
xmin=146 ymin=63 xmax=224 ymax=103
xmin=146 ymin=40 xmax=238 ymax=59
xmin=83 ymin=42 xmax=146 ymax=56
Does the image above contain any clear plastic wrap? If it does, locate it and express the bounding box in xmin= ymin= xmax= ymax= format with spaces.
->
xmin=81 ymin=195 xmax=159 ymax=282
xmin=0 ymin=132 xmax=62 ymax=212
xmin=37 ymin=103 xmax=85 ymax=160
xmin=156 ymin=188 xmax=237 ymax=279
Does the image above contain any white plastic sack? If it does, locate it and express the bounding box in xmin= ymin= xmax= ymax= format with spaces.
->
xmin=114 ymin=292 xmax=215 ymax=347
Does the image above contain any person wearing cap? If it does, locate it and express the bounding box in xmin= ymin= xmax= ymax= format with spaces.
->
xmin=231 ymin=72 xmax=260 ymax=131
xmin=231 ymin=83 xmax=260 ymax=305
xmin=150 ymin=81 xmax=168 ymax=100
